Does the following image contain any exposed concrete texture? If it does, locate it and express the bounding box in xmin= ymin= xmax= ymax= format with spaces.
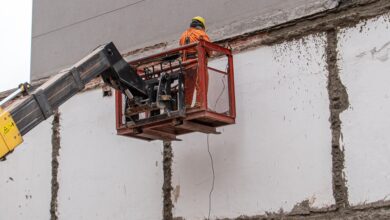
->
xmin=31 ymin=0 xmax=338 ymax=80
xmin=217 ymin=0 xmax=390 ymax=53
xmin=163 ymin=141 xmax=174 ymax=220
xmin=50 ymin=110 xmax=61 ymax=220
xmin=337 ymin=13 xmax=390 ymax=205
xmin=58 ymin=89 xmax=163 ymax=220
xmin=0 ymin=117 xmax=52 ymax=219
xmin=171 ymin=34 xmax=333 ymax=219
xmin=325 ymin=29 xmax=350 ymax=209
xmin=215 ymin=202 xmax=390 ymax=219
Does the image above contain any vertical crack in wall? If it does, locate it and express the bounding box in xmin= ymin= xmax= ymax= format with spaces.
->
xmin=50 ymin=110 xmax=61 ymax=220
xmin=163 ymin=141 xmax=174 ymax=220
xmin=326 ymin=29 xmax=350 ymax=209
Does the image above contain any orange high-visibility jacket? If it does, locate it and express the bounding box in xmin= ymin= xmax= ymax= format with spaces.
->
xmin=179 ymin=27 xmax=210 ymax=107
xmin=179 ymin=27 xmax=210 ymax=54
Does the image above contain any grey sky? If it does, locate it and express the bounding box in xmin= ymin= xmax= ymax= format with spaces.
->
xmin=0 ymin=1 xmax=32 ymax=92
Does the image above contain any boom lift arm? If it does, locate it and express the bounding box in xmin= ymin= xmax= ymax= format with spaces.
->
xmin=0 ymin=42 xmax=149 ymax=159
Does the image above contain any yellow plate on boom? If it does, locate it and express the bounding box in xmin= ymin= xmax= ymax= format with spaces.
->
xmin=0 ymin=107 xmax=23 ymax=158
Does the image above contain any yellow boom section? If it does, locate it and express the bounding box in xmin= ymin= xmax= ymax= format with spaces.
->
xmin=0 ymin=107 xmax=23 ymax=158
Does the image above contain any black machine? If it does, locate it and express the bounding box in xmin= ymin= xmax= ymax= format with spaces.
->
xmin=0 ymin=42 xmax=185 ymax=158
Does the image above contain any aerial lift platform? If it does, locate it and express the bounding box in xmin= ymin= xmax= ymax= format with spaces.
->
xmin=116 ymin=40 xmax=236 ymax=141
xmin=0 ymin=40 xmax=236 ymax=159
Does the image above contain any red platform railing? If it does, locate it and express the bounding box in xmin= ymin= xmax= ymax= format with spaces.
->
xmin=115 ymin=40 xmax=235 ymax=140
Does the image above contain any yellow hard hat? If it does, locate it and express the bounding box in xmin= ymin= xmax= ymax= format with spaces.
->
xmin=192 ymin=16 xmax=206 ymax=29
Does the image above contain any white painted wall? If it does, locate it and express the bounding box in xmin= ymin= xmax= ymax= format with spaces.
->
xmin=58 ymin=89 xmax=164 ymax=220
xmin=338 ymin=13 xmax=390 ymax=205
xmin=172 ymin=35 xmax=334 ymax=219
xmin=0 ymin=118 xmax=52 ymax=220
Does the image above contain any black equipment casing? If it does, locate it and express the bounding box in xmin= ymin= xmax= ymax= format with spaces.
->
xmin=6 ymin=42 xmax=144 ymax=135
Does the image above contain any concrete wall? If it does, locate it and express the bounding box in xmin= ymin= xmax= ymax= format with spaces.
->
xmin=2 ymin=1 xmax=390 ymax=220
xmin=31 ymin=0 xmax=338 ymax=80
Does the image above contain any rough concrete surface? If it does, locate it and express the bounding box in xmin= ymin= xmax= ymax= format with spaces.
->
xmin=173 ymin=201 xmax=390 ymax=219
xmin=213 ymin=201 xmax=390 ymax=220
xmin=50 ymin=110 xmax=61 ymax=220
xmin=215 ymin=206 xmax=390 ymax=220
xmin=163 ymin=141 xmax=174 ymax=220
xmin=325 ymin=30 xmax=350 ymax=209
xmin=217 ymin=0 xmax=390 ymax=53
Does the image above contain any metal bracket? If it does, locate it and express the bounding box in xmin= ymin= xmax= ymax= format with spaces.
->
xmin=177 ymin=60 xmax=186 ymax=116
xmin=33 ymin=90 xmax=53 ymax=119
xmin=70 ymin=68 xmax=85 ymax=91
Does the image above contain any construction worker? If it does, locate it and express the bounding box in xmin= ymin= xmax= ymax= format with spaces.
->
xmin=180 ymin=16 xmax=210 ymax=56
xmin=179 ymin=16 xmax=210 ymax=108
